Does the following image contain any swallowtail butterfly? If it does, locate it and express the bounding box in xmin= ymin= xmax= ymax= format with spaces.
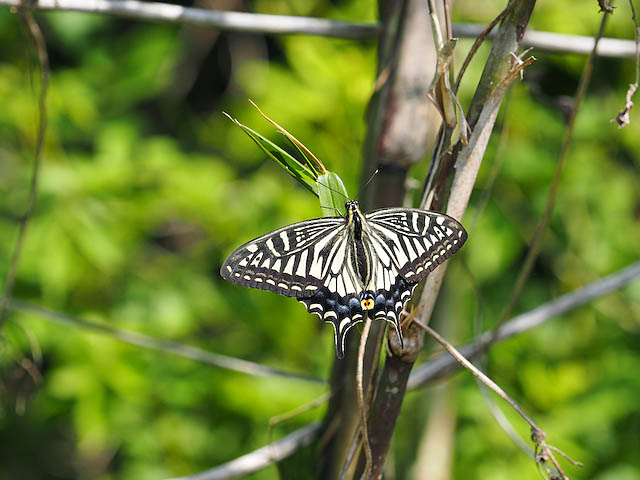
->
xmin=221 ymin=201 xmax=467 ymax=358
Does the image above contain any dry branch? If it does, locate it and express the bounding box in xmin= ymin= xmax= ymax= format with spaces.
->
xmin=455 ymin=22 xmax=637 ymax=58
xmin=0 ymin=7 xmax=48 ymax=326
xmin=612 ymin=0 xmax=640 ymax=127
xmin=363 ymin=3 xmax=537 ymax=475
xmin=497 ymin=11 xmax=610 ymax=327
xmin=5 ymin=298 xmax=325 ymax=384
xmin=408 ymin=260 xmax=640 ymax=389
xmin=165 ymin=423 xmax=321 ymax=480
xmin=0 ymin=1 xmax=637 ymax=57
xmin=0 ymin=0 xmax=379 ymax=38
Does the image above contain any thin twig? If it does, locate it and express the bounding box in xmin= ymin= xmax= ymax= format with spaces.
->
xmin=462 ymin=258 xmax=537 ymax=458
xmin=612 ymin=0 xmax=640 ymax=127
xmin=629 ymin=0 xmax=640 ymax=85
xmin=495 ymin=12 xmax=609 ymax=330
xmin=338 ymin=427 xmax=362 ymax=480
xmin=164 ymin=423 xmax=321 ymax=480
xmin=598 ymin=0 xmax=615 ymax=13
xmin=469 ymin=87 xmax=513 ymax=231
xmin=0 ymin=7 xmax=48 ymax=327
xmin=424 ymin=324 xmax=538 ymax=432
xmin=426 ymin=0 xmax=444 ymax=50
xmin=356 ymin=317 xmax=372 ymax=480
xmin=422 ymin=324 xmax=572 ymax=479
xmin=340 ymin=314 xmax=383 ymax=480
xmin=454 ymin=0 xmax=517 ymax=91
xmin=453 ymin=23 xmax=637 ymax=58
xmin=408 ymin=260 xmax=640 ymax=389
xmin=0 ymin=1 xmax=637 ymax=56
xmin=268 ymin=392 xmax=331 ymax=429
xmin=5 ymin=298 xmax=326 ymax=384
xmin=443 ymin=0 xmax=453 ymax=41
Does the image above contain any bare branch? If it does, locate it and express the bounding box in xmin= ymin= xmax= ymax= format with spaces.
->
xmin=0 ymin=0 xmax=380 ymax=38
xmin=355 ymin=317 xmax=372 ymax=479
xmin=612 ymin=0 xmax=640 ymax=127
xmin=0 ymin=1 xmax=637 ymax=57
xmin=4 ymin=298 xmax=326 ymax=384
xmin=454 ymin=2 xmax=516 ymax=91
xmin=453 ymin=23 xmax=637 ymax=58
xmin=421 ymin=324 xmax=573 ymax=479
xmin=422 ymin=324 xmax=539 ymax=436
xmin=0 ymin=7 xmax=48 ymax=327
xmin=497 ymin=12 xmax=610 ymax=328
xmin=598 ymin=0 xmax=615 ymax=14
xmin=164 ymin=422 xmax=321 ymax=480
xmin=408 ymin=260 xmax=640 ymax=389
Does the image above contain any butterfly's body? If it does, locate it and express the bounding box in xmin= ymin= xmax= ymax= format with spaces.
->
xmin=221 ymin=201 xmax=467 ymax=358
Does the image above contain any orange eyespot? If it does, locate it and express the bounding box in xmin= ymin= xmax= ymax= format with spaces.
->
xmin=361 ymin=298 xmax=375 ymax=310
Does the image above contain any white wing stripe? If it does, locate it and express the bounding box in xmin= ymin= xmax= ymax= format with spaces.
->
xmin=266 ymin=239 xmax=279 ymax=256
xmin=280 ymin=231 xmax=290 ymax=251
xmin=296 ymin=250 xmax=308 ymax=276
xmin=283 ymin=256 xmax=295 ymax=275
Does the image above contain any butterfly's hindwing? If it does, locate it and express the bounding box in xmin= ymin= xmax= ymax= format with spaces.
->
xmin=365 ymin=208 xmax=467 ymax=284
xmin=221 ymin=217 xmax=347 ymax=297
xmin=299 ymin=288 xmax=364 ymax=359
xmin=298 ymin=277 xmax=417 ymax=359
xmin=371 ymin=277 xmax=417 ymax=343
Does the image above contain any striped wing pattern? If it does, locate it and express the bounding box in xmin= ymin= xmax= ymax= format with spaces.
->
xmin=366 ymin=208 xmax=468 ymax=283
xmin=221 ymin=206 xmax=467 ymax=358
xmin=221 ymin=216 xmax=346 ymax=297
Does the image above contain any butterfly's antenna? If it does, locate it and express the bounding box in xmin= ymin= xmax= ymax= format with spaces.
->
xmin=317 ymin=181 xmax=350 ymax=201
xmin=355 ymin=168 xmax=380 ymax=201
xmin=320 ymin=205 xmax=345 ymax=217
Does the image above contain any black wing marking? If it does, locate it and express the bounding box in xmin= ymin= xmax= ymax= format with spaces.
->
xmin=221 ymin=216 xmax=347 ymax=298
xmin=365 ymin=208 xmax=467 ymax=283
xmin=298 ymin=277 xmax=417 ymax=359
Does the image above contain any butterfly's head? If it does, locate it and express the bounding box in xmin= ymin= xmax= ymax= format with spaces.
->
xmin=345 ymin=200 xmax=359 ymax=214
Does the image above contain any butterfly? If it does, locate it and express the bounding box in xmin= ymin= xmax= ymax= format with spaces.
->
xmin=221 ymin=200 xmax=467 ymax=358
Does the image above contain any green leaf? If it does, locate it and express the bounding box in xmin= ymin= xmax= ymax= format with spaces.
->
xmin=224 ymin=113 xmax=319 ymax=195
xmin=283 ymin=134 xmax=322 ymax=178
xmin=317 ymin=172 xmax=349 ymax=217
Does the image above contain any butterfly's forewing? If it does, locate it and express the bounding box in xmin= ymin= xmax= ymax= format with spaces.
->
xmin=365 ymin=208 xmax=467 ymax=283
xmin=221 ymin=215 xmax=369 ymax=358
xmin=221 ymin=216 xmax=346 ymax=297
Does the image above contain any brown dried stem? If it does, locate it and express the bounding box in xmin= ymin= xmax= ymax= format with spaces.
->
xmin=454 ymin=0 xmax=517 ymax=92
xmin=421 ymin=324 xmax=574 ymax=479
xmin=355 ymin=317 xmax=373 ymax=479
xmin=6 ymin=298 xmax=324 ymax=383
xmin=496 ymin=10 xmax=610 ymax=329
xmin=612 ymin=0 xmax=640 ymax=127
xmin=1 ymin=6 xmax=49 ymax=327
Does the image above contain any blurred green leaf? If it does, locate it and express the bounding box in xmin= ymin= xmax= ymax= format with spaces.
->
xmin=224 ymin=112 xmax=319 ymax=195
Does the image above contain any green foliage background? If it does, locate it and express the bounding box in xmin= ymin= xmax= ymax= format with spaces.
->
xmin=0 ymin=1 xmax=639 ymax=479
